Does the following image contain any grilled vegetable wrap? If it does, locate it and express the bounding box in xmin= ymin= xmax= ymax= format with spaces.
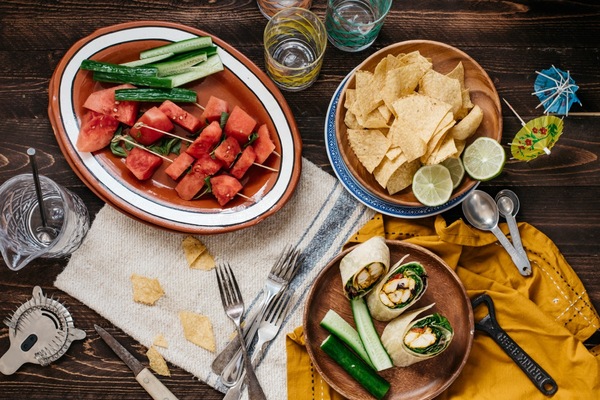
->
xmin=366 ymin=259 xmax=428 ymax=321
xmin=340 ymin=236 xmax=390 ymax=299
xmin=381 ymin=304 xmax=454 ymax=367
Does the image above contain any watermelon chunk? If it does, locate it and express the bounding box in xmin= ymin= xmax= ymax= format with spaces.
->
xmin=253 ymin=124 xmax=276 ymax=164
xmin=200 ymin=95 xmax=229 ymax=123
xmin=230 ymin=146 xmax=256 ymax=179
xmin=76 ymin=111 xmax=119 ymax=152
xmin=125 ymin=147 xmax=163 ymax=181
xmin=186 ymin=120 xmax=222 ymax=158
xmin=83 ymin=84 xmax=139 ymax=126
xmin=210 ymin=174 xmax=243 ymax=206
xmin=129 ymin=106 xmax=174 ymax=145
xmin=159 ymin=100 xmax=203 ymax=133
xmin=214 ymin=136 xmax=241 ymax=166
xmin=224 ymin=106 xmax=257 ymax=145
xmin=192 ymin=152 xmax=223 ymax=176
xmin=175 ymin=170 xmax=207 ymax=201
xmin=165 ymin=152 xmax=195 ymax=181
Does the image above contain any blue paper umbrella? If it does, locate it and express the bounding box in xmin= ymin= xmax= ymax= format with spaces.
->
xmin=532 ymin=66 xmax=581 ymax=115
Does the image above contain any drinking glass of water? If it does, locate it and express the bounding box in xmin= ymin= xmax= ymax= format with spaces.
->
xmin=264 ymin=7 xmax=327 ymax=91
xmin=325 ymin=0 xmax=392 ymax=52
xmin=0 ymin=174 xmax=90 ymax=271
xmin=257 ymin=0 xmax=313 ymax=19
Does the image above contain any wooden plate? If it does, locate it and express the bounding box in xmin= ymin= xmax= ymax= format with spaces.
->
xmin=48 ymin=21 xmax=302 ymax=234
xmin=335 ymin=40 xmax=502 ymax=207
xmin=304 ymin=240 xmax=474 ymax=400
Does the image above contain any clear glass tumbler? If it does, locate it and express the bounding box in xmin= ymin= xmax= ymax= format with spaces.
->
xmin=264 ymin=7 xmax=327 ymax=91
xmin=325 ymin=0 xmax=392 ymax=52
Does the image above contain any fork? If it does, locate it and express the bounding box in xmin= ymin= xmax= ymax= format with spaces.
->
xmin=223 ymin=289 xmax=293 ymax=400
xmin=212 ymin=245 xmax=302 ymax=384
xmin=216 ymin=263 xmax=267 ymax=400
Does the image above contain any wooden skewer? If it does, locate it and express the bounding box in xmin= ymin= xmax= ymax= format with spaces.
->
xmin=112 ymin=135 xmax=173 ymax=162
xmin=252 ymin=163 xmax=278 ymax=172
xmin=134 ymin=122 xmax=194 ymax=143
xmin=554 ymin=112 xmax=600 ymax=117
xmin=193 ymin=102 xmax=205 ymax=111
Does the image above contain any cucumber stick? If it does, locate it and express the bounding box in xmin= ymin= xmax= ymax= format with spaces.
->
xmin=80 ymin=60 xmax=158 ymax=77
xmin=120 ymin=52 xmax=174 ymax=67
xmin=321 ymin=335 xmax=390 ymax=400
xmin=114 ymin=88 xmax=197 ymax=102
xmin=320 ymin=310 xmax=375 ymax=369
xmin=351 ymin=297 xmax=393 ymax=371
xmin=140 ymin=36 xmax=213 ymax=59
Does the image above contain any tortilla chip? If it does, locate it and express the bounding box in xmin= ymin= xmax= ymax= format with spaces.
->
xmin=386 ymin=158 xmax=421 ymax=195
xmin=153 ymin=334 xmax=168 ymax=349
xmin=182 ymin=236 xmax=215 ymax=270
xmin=389 ymin=94 xmax=453 ymax=162
xmin=423 ymin=135 xmax=458 ymax=165
xmin=355 ymin=70 xmax=383 ymax=118
xmin=385 ymin=146 xmax=403 ymax=161
xmin=382 ymin=58 xmax=432 ymax=112
xmin=179 ymin=311 xmax=216 ymax=352
xmin=449 ymin=104 xmax=483 ymax=140
xmin=147 ymin=346 xmax=170 ymax=377
xmin=131 ymin=274 xmax=164 ymax=306
xmin=419 ymin=69 xmax=463 ymax=117
xmin=348 ymin=129 xmax=391 ymax=173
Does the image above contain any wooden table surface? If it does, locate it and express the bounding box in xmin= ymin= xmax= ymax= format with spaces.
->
xmin=1 ymin=1 xmax=599 ymax=398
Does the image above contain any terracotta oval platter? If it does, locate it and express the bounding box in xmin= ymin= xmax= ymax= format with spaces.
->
xmin=333 ymin=40 xmax=502 ymax=208
xmin=304 ymin=240 xmax=474 ymax=400
xmin=49 ymin=21 xmax=302 ymax=234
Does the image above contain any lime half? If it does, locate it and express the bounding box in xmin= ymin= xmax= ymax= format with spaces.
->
xmin=441 ymin=157 xmax=465 ymax=189
xmin=462 ymin=137 xmax=506 ymax=181
xmin=412 ymin=164 xmax=453 ymax=207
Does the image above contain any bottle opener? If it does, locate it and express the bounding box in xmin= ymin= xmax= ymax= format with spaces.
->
xmin=471 ymin=293 xmax=558 ymax=396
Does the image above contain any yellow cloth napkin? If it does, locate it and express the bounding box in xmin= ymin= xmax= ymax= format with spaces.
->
xmin=287 ymin=213 xmax=600 ymax=399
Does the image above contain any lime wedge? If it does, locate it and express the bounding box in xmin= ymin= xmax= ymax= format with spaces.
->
xmin=412 ymin=164 xmax=453 ymax=207
xmin=441 ymin=157 xmax=465 ymax=189
xmin=462 ymin=137 xmax=506 ymax=181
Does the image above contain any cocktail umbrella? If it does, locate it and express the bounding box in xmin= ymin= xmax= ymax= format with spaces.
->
xmin=503 ymin=99 xmax=564 ymax=162
xmin=532 ymin=65 xmax=581 ymax=116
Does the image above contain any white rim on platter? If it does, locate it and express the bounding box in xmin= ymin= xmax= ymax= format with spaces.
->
xmin=325 ymin=74 xmax=478 ymax=218
xmin=52 ymin=24 xmax=299 ymax=231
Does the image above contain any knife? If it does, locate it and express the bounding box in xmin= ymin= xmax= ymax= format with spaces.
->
xmin=94 ymin=325 xmax=179 ymax=400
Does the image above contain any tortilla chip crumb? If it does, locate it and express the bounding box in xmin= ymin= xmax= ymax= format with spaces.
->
xmin=153 ymin=334 xmax=168 ymax=349
xmin=147 ymin=346 xmax=170 ymax=376
xmin=131 ymin=274 xmax=165 ymax=305
xmin=182 ymin=236 xmax=216 ymax=270
xmin=179 ymin=311 xmax=216 ymax=352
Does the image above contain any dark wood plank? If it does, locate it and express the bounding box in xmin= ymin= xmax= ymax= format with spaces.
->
xmin=1 ymin=1 xmax=599 ymax=398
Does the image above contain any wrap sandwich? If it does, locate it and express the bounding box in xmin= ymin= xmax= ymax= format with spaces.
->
xmin=380 ymin=303 xmax=454 ymax=367
xmin=366 ymin=258 xmax=428 ymax=321
xmin=339 ymin=236 xmax=390 ymax=299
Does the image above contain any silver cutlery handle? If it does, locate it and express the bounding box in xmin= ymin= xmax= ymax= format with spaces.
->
xmin=491 ymin=226 xmax=531 ymax=276
xmin=212 ymin=311 xmax=258 ymax=377
xmin=236 ymin=326 xmax=266 ymax=400
xmin=220 ymin=293 xmax=274 ymax=385
xmin=223 ymin=342 xmax=264 ymax=400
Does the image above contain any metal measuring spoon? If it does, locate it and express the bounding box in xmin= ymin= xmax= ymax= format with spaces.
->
xmin=462 ymin=190 xmax=532 ymax=276
xmin=495 ymin=190 xmax=530 ymax=272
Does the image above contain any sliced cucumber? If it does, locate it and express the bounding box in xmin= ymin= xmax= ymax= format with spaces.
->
xmin=114 ymin=88 xmax=197 ymax=103
xmin=168 ymin=54 xmax=224 ymax=87
xmin=151 ymin=47 xmax=216 ymax=77
xmin=80 ymin=59 xmax=158 ymax=77
xmin=321 ymin=335 xmax=390 ymax=400
xmin=351 ymin=297 xmax=393 ymax=371
xmin=120 ymin=52 xmax=174 ymax=67
xmin=320 ymin=310 xmax=375 ymax=369
xmin=92 ymin=71 xmax=174 ymax=88
xmin=140 ymin=36 xmax=213 ymax=59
